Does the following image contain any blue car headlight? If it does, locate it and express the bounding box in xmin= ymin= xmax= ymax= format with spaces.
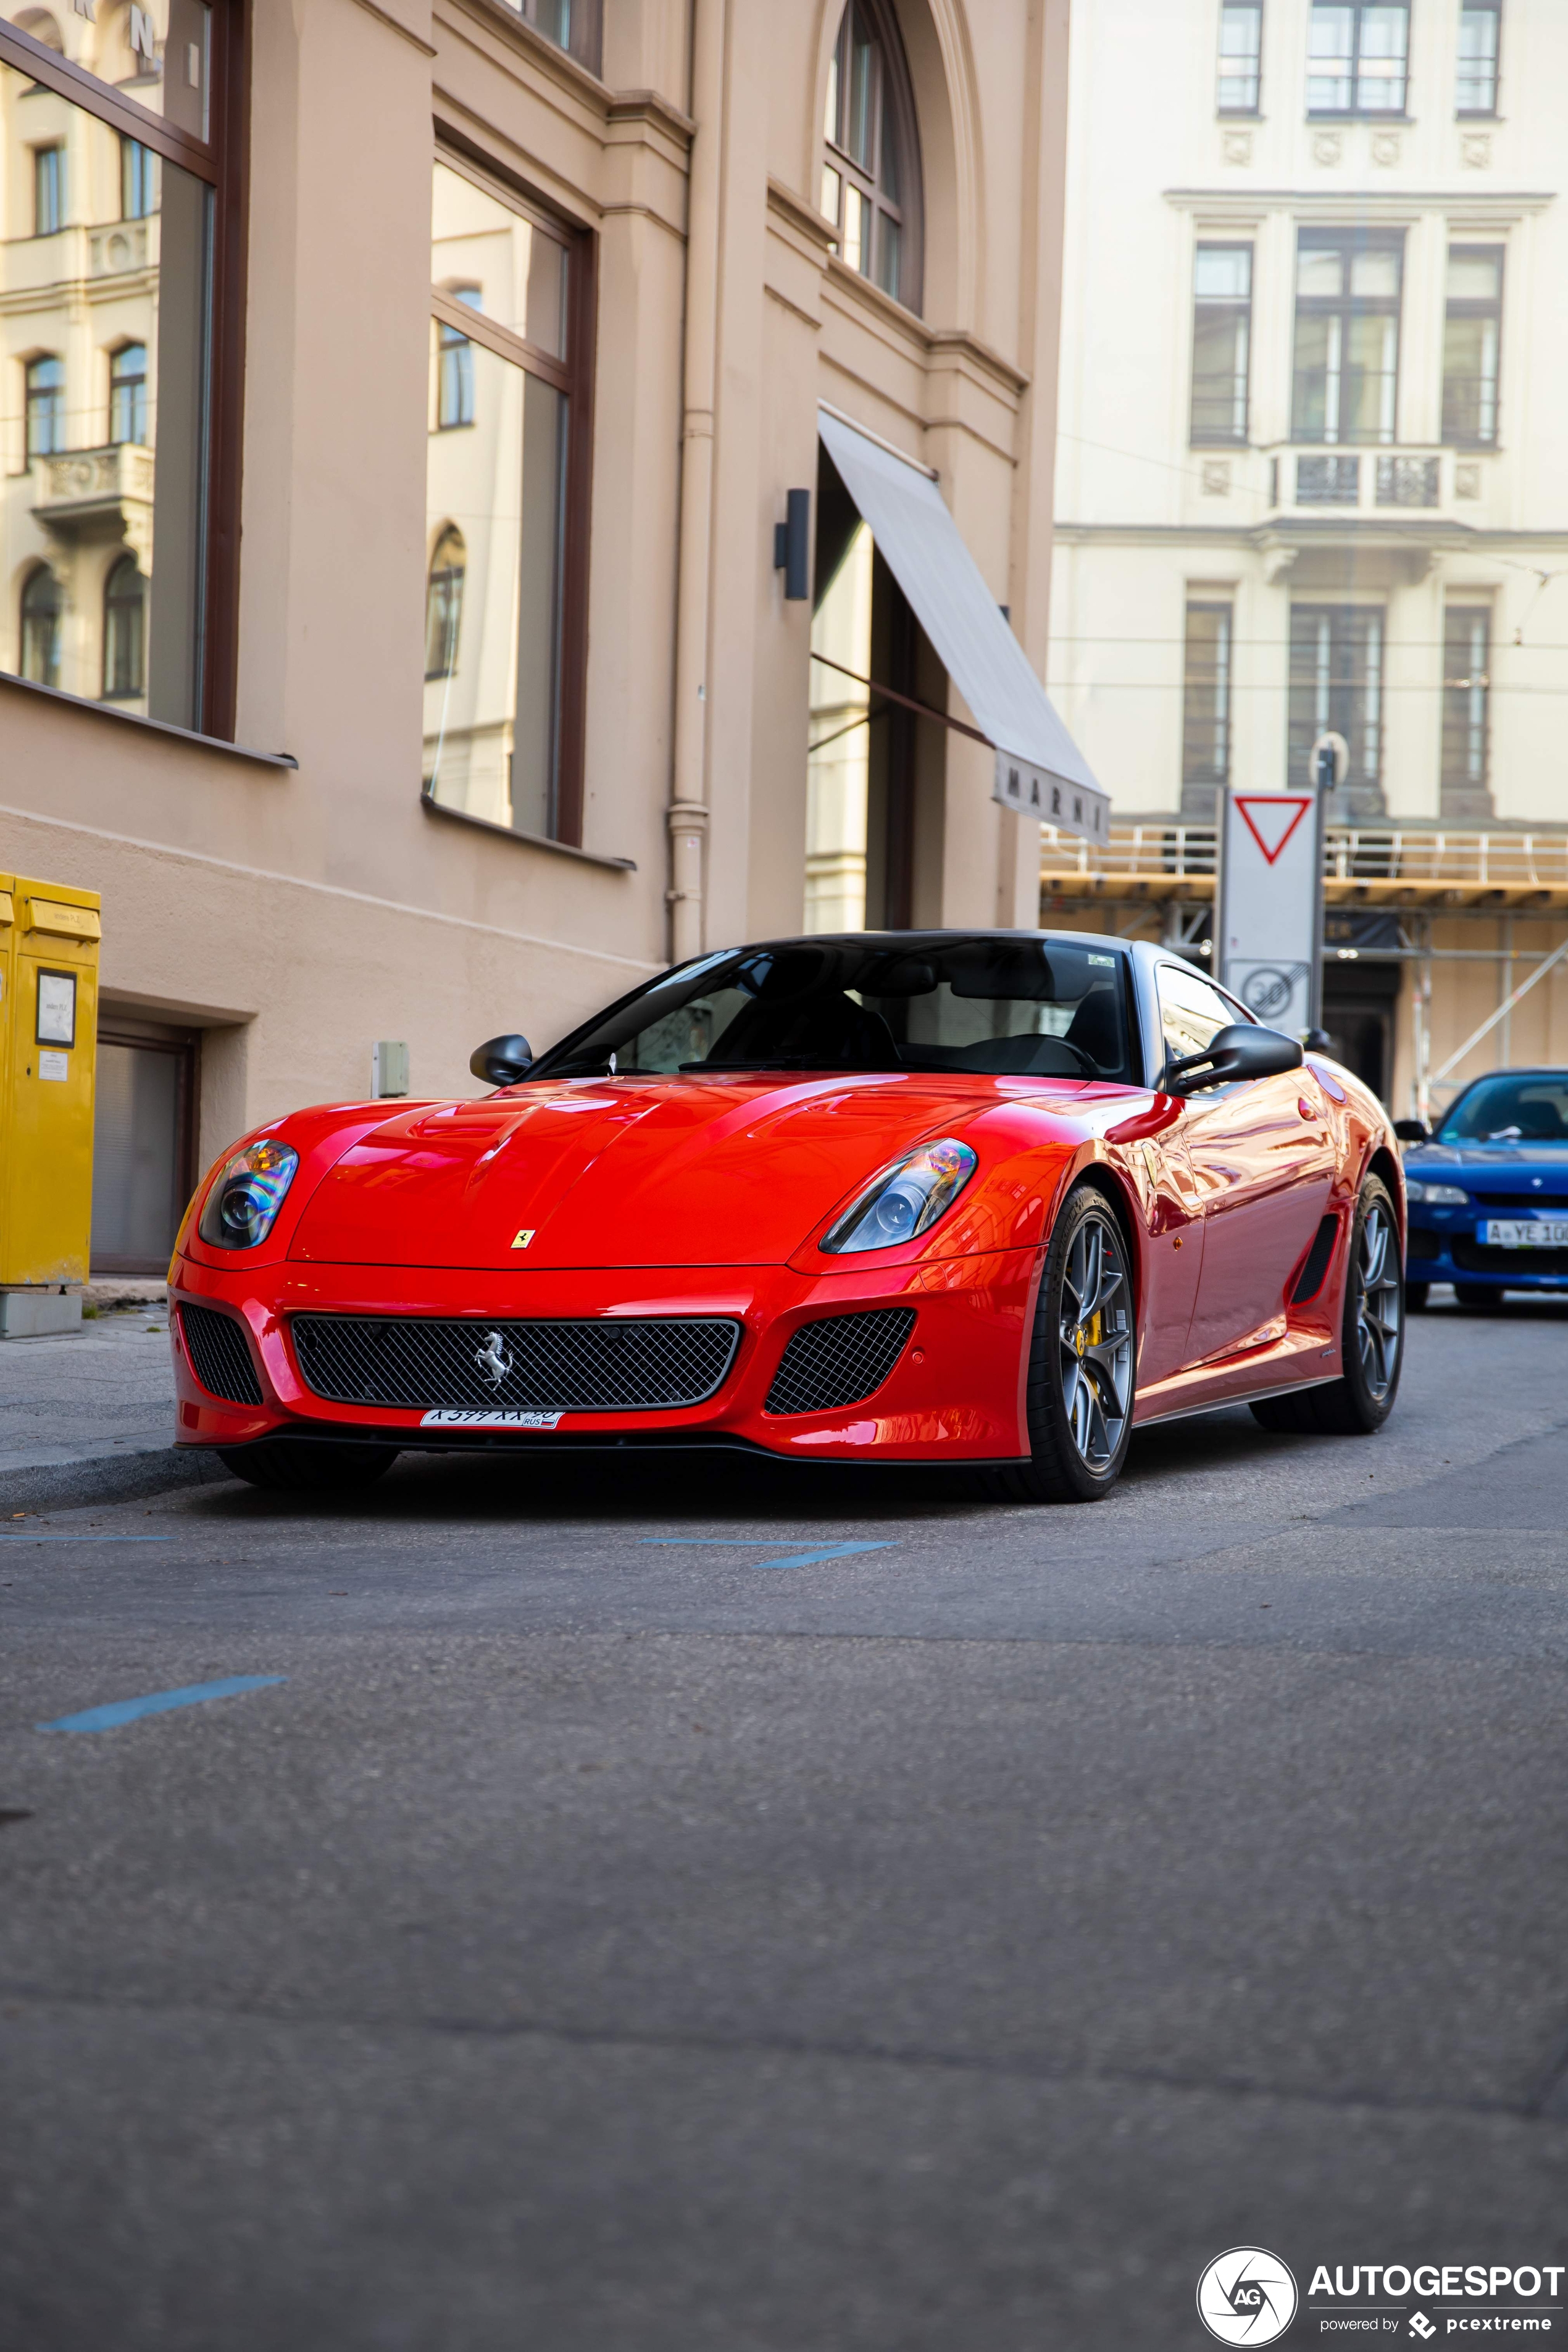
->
xmin=1406 ymin=1180 xmax=1469 ymax=1206
xmin=822 ymin=1138 xmax=978 ymax=1254
xmin=198 ymin=1138 xmax=301 ymax=1248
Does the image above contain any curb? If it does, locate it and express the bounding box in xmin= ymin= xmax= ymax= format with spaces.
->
xmin=0 ymin=1445 xmax=235 ymax=1515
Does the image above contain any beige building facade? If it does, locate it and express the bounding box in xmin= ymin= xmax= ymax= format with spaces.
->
xmin=0 ymin=0 xmax=1074 ymax=1270
xmin=1042 ymin=0 xmax=1568 ymax=1119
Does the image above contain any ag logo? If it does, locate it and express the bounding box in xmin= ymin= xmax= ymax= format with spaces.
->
xmin=1196 ymin=2247 xmax=1298 ymax=2343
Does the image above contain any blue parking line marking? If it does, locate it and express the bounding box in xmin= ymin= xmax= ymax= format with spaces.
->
xmin=640 ymin=1538 xmax=895 ymax=1573
xmin=38 ymin=1675 xmax=286 ymax=1735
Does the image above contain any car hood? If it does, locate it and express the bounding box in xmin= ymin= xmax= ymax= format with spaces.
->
xmin=286 ymin=1072 xmax=1075 ymax=1269
xmin=1406 ymin=1143 xmax=1568 ymax=1190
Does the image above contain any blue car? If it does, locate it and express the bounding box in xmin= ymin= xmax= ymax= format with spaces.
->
xmin=1398 ymin=1069 xmax=1568 ymax=1309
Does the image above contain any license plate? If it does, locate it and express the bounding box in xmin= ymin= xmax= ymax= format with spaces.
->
xmin=1483 ymin=1219 xmax=1568 ymax=1249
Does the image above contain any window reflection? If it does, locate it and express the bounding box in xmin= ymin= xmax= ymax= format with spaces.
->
xmin=1 ymin=56 xmax=214 ymax=724
xmin=424 ymin=158 xmax=577 ymax=841
xmin=1 ymin=1 xmax=212 ymax=140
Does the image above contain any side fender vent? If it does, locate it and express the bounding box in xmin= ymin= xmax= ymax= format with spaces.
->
xmin=1290 ymin=1215 xmax=1340 ymax=1306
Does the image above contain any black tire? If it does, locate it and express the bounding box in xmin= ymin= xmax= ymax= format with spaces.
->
xmin=1454 ymin=1283 xmax=1504 ymax=1311
xmin=990 ymin=1183 xmax=1136 ymax=1503
xmin=1404 ymin=1280 xmax=1429 ymax=1312
xmin=217 ymin=1440 xmax=399 ymax=1492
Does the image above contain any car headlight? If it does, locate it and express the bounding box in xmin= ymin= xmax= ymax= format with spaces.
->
xmin=198 ymin=1138 xmax=300 ymax=1248
xmin=822 ymin=1139 xmax=978 ymax=1254
xmin=1406 ymin=1180 xmax=1469 ymax=1206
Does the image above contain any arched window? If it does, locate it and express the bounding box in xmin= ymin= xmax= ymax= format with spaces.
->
xmin=102 ymin=554 xmax=146 ymax=698
xmin=109 ymin=343 xmax=148 ymax=444
xmin=425 ymin=527 xmax=466 ymax=680
xmin=12 ymin=10 xmax=65 ymax=53
xmin=20 ymin=565 xmax=62 ymax=688
xmin=820 ymin=0 xmax=922 ymax=312
xmin=25 ymin=355 xmax=65 ymax=459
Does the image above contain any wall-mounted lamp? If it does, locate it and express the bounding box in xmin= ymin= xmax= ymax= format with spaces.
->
xmin=774 ymin=488 xmax=811 ymax=601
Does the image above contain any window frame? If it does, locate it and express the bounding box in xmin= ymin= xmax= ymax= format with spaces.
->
xmin=1441 ymin=604 xmax=1492 ymax=818
xmin=1306 ymin=0 xmax=1411 ymax=119
xmin=19 ymin=561 xmax=62 ymax=687
xmin=1291 ymin=228 xmax=1404 ymax=448
xmin=102 ymin=552 xmax=148 ymax=701
xmin=1182 ymin=600 xmax=1234 ymax=819
xmin=1287 ymin=602 xmax=1387 ymax=801
xmin=0 ymin=5 xmax=247 ymax=740
xmin=819 ymin=0 xmax=924 ymax=316
xmin=427 ymin=136 xmax=596 ymax=850
xmin=1216 ymin=0 xmax=1264 ymax=116
xmin=23 ymin=352 xmax=64 ymax=458
xmin=1456 ymin=0 xmax=1501 ymax=117
xmin=1190 ymin=242 xmax=1253 ymax=446
xmin=33 ymin=138 xmax=64 ymax=233
xmin=1441 ymin=242 xmax=1503 ymax=448
xmin=497 ymin=0 xmax=602 ymax=77
xmin=108 ymin=340 xmax=149 ymax=446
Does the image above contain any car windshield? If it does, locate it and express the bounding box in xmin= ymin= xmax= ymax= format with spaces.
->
xmin=1437 ymin=1074 xmax=1568 ymax=1143
xmin=532 ymin=936 xmax=1136 ymax=1083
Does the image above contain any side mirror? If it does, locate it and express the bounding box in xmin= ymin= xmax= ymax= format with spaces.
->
xmin=470 ymin=1033 xmax=533 ymax=1086
xmin=1393 ymin=1118 xmax=1430 ymax=1145
xmin=1303 ymin=1027 xmax=1333 ymax=1054
xmin=1165 ymin=1022 xmax=1303 ymax=1096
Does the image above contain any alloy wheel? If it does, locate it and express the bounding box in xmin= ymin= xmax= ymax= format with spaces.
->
xmin=1057 ymin=1209 xmax=1134 ymax=1469
xmin=1354 ymin=1201 xmax=1403 ymax=1401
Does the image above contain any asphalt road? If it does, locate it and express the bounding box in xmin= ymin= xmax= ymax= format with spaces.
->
xmin=4 ymin=1295 xmax=1568 ymax=2350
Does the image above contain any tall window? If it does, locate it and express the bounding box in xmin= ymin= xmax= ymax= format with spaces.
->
xmin=0 ymin=14 xmax=240 ymax=735
xmin=1182 ymin=603 xmax=1233 ymax=819
xmin=1190 ymin=246 xmax=1252 ymax=444
xmin=1307 ymin=1 xmax=1409 ymax=114
xmin=1442 ymin=247 xmax=1502 ymax=446
xmin=24 ymin=353 xmax=64 ymax=457
xmin=33 ymin=139 xmax=63 ymax=231
xmin=425 ymin=527 xmax=466 ymax=680
xmin=109 ymin=343 xmax=148 ymax=444
xmin=1457 ymin=0 xmax=1501 ymax=114
xmin=120 ymin=135 xmax=157 ymax=219
xmin=424 ymin=156 xmax=590 ymax=846
xmin=19 ymin=564 xmax=61 ymax=687
xmin=436 ymin=317 xmax=475 ymax=430
xmin=1288 ymin=605 xmax=1385 ymax=809
xmin=1217 ymin=1 xmax=1263 ymax=112
xmin=1441 ymin=607 xmax=1491 ymax=819
xmin=820 ymin=1 xmax=922 ymax=313
xmin=1292 ymin=233 xmax=1403 ymax=445
xmin=102 ymin=555 xmax=146 ymax=699
xmin=494 ymin=0 xmax=601 ymax=74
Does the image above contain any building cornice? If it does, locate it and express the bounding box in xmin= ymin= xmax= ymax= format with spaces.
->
xmin=1164 ymin=185 xmax=1556 ymax=218
xmin=767 ymin=175 xmax=836 ymax=252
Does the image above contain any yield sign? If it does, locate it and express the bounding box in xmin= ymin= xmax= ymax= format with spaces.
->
xmin=1234 ymin=794 xmax=1312 ymax=866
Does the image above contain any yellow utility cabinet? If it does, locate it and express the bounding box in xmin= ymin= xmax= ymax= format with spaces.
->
xmin=0 ymin=876 xmax=101 ymax=1338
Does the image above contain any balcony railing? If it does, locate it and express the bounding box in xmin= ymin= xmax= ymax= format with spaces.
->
xmin=1266 ymin=446 xmax=1455 ymax=519
xmin=1041 ymin=824 xmax=1568 ymax=908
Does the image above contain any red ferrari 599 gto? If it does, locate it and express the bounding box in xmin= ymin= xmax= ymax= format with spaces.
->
xmin=168 ymin=930 xmax=1406 ymax=1503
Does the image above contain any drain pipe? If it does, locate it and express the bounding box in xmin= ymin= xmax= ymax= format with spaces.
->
xmin=667 ymin=0 xmax=727 ymax=962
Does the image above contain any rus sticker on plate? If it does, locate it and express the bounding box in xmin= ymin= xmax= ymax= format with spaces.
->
xmin=1483 ymin=1219 xmax=1568 ymax=1249
xmin=420 ymin=1408 xmax=564 ymax=1430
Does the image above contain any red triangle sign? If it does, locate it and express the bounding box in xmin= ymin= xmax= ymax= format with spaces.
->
xmin=1235 ymin=794 xmax=1312 ymax=866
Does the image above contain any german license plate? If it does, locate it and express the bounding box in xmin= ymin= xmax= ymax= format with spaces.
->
xmin=1483 ymin=1219 xmax=1568 ymax=1249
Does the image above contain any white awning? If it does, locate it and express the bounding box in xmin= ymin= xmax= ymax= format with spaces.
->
xmin=817 ymin=407 xmax=1109 ymax=844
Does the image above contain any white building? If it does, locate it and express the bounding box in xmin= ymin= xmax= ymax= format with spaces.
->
xmin=1050 ymin=0 xmax=1566 ymax=831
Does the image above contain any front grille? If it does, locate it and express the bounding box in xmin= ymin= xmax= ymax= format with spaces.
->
xmin=1451 ymin=1238 xmax=1568 ymax=1278
xmin=1407 ymin=1224 xmax=1445 ymax=1261
xmin=1469 ymin=1191 xmax=1568 ymax=1211
xmin=180 ymin=1303 xmax=264 ymax=1406
xmin=290 ymin=1314 xmax=741 ymax=1412
xmin=765 ymin=1308 xmax=915 ymax=1417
